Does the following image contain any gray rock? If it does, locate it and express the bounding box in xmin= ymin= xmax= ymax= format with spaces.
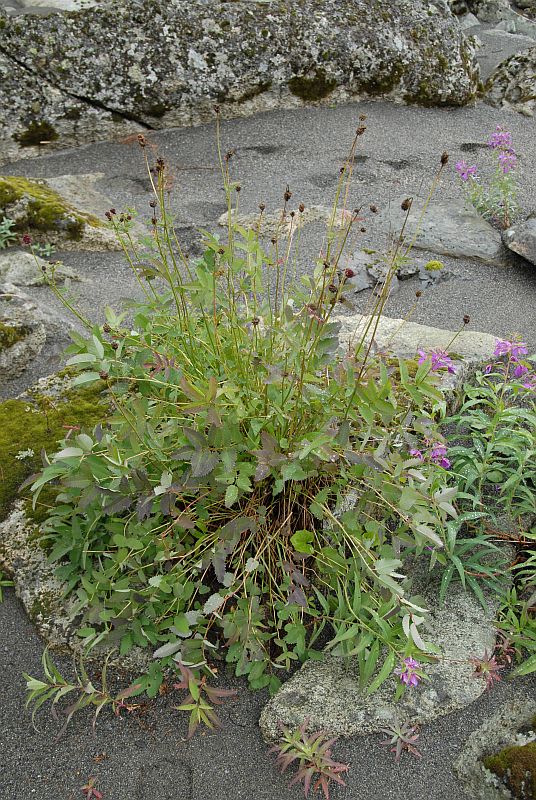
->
xmin=344 ymin=248 xmax=422 ymax=289
xmin=377 ymin=196 xmax=507 ymax=264
xmin=259 ymin=569 xmax=504 ymax=742
xmin=495 ymin=12 xmax=536 ymax=36
xmin=334 ymin=312 xmax=499 ymax=407
xmin=0 ymin=0 xmax=480 ymax=164
xmin=502 ymin=214 xmax=536 ymax=264
xmin=459 ymin=11 xmax=481 ymax=26
xmin=0 ymin=282 xmax=74 ymax=385
xmin=453 ymin=697 xmax=536 ymax=800
xmin=0 ymin=251 xmax=79 ymax=286
xmin=0 ymin=290 xmax=47 ymax=380
xmin=466 ymin=0 xmax=512 ymax=21
xmin=486 ymin=46 xmax=536 ymax=116
xmin=477 ymin=28 xmax=536 ymax=81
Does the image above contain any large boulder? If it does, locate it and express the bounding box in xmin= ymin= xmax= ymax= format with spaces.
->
xmin=0 ymin=0 xmax=480 ymax=163
xmin=485 ymin=46 xmax=536 ymax=115
xmin=503 ymin=214 xmax=536 ymax=264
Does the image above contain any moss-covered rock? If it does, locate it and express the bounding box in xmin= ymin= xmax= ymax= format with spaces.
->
xmin=0 ymin=376 xmax=107 ymax=522
xmin=0 ymin=175 xmax=102 ymax=242
xmin=0 ymin=320 xmax=29 ymax=352
xmin=288 ymin=71 xmax=337 ymax=101
xmin=484 ymin=742 xmax=536 ymax=799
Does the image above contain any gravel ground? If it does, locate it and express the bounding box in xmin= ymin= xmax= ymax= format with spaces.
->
xmin=1 ymin=590 xmax=534 ymax=800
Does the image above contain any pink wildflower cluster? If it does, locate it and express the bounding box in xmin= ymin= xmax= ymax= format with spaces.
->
xmin=455 ymin=160 xmax=477 ymax=182
xmin=488 ymin=126 xmax=513 ymax=151
xmin=410 ymin=441 xmax=451 ymax=470
xmin=417 ymin=348 xmax=456 ymax=374
xmin=488 ymin=126 xmax=517 ymax=174
xmin=394 ymin=657 xmax=423 ymax=688
xmin=455 ymin=126 xmax=517 ymax=186
xmin=485 ymin=339 xmax=535 ymax=390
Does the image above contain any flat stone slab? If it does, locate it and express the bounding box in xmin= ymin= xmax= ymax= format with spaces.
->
xmin=259 ymin=575 xmax=502 ymax=742
xmin=377 ymin=196 xmax=507 ymax=264
xmin=502 ymin=214 xmax=536 ymax=265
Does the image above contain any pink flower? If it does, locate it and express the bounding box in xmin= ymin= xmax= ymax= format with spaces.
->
xmin=488 ymin=126 xmax=513 ymax=150
xmin=493 ymin=339 xmax=528 ymax=359
xmin=455 ymin=160 xmax=477 ymax=181
xmin=513 ymin=363 xmax=529 ymax=378
xmin=430 ymin=443 xmax=451 ymax=469
xmin=418 ymin=349 xmax=456 ymax=374
xmin=498 ymin=150 xmax=517 ymax=174
xmin=409 ymin=449 xmax=424 ymax=461
xmin=394 ymin=657 xmax=422 ymax=688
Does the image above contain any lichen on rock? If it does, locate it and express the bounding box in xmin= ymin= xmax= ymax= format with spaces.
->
xmin=0 ymin=320 xmax=30 ymax=352
xmin=485 ymin=46 xmax=536 ymax=117
xmin=0 ymin=0 xmax=480 ymax=163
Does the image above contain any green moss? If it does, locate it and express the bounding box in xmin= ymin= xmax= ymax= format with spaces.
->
xmin=358 ymin=65 xmax=403 ymax=97
xmin=424 ymin=260 xmax=444 ymax=272
xmin=484 ymin=742 xmax=536 ymax=799
xmin=0 ymin=382 xmax=108 ymax=522
xmin=144 ymin=102 xmax=169 ymax=118
xmin=14 ymin=121 xmax=59 ymax=148
xmin=62 ymin=107 xmax=82 ymax=121
xmin=237 ymin=80 xmax=272 ymax=103
xmin=0 ymin=176 xmax=102 ymax=239
xmin=29 ymin=591 xmax=57 ymax=624
xmin=0 ymin=321 xmax=29 ymax=352
xmin=288 ymin=70 xmax=337 ymax=102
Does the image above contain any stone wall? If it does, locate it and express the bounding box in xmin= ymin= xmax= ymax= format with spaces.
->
xmin=0 ymin=0 xmax=480 ymax=163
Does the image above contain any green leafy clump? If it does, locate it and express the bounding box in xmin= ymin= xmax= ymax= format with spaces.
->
xmin=27 ymin=130 xmax=480 ymax=711
xmin=0 ymin=321 xmax=30 ymax=352
xmin=484 ymin=742 xmax=536 ymax=799
xmin=444 ymin=353 xmax=536 ymax=522
xmin=0 ymin=216 xmax=17 ymax=249
xmin=0 ymin=176 xmax=102 ymax=240
xmin=0 ymin=381 xmax=107 ymax=522
xmin=443 ymin=344 xmax=536 ymax=677
xmin=25 ymin=126 xmax=531 ymax=741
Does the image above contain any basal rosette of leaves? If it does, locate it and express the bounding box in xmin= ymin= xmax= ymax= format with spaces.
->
xmin=27 ymin=131 xmax=474 ymax=718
